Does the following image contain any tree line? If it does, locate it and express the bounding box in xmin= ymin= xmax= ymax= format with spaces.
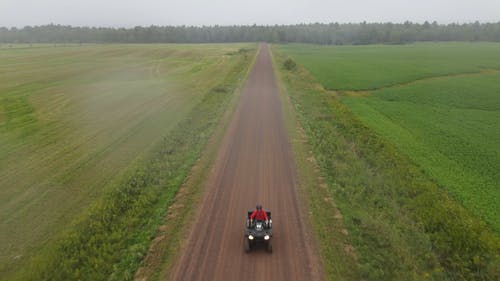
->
xmin=1 ymin=22 xmax=500 ymax=44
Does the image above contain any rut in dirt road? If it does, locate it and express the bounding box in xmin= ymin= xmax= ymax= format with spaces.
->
xmin=170 ymin=44 xmax=325 ymax=281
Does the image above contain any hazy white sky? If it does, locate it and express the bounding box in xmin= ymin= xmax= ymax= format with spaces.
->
xmin=1 ymin=0 xmax=499 ymax=27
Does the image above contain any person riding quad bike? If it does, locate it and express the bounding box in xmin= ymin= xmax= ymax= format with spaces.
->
xmin=245 ymin=204 xmax=273 ymax=252
xmin=250 ymin=204 xmax=268 ymax=226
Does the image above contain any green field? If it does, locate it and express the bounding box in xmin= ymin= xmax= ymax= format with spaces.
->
xmin=343 ymin=73 xmax=500 ymax=230
xmin=279 ymin=42 xmax=500 ymax=231
xmin=0 ymin=44 xmax=255 ymax=278
xmin=279 ymin=42 xmax=500 ymax=90
xmin=275 ymin=43 xmax=500 ymax=280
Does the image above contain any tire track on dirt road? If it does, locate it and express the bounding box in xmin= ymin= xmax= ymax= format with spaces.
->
xmin=170 ymin=44 xmax=325 ymax=281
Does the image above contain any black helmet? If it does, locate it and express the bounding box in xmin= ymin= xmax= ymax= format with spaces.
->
xmin=256 ymin=204 xmax=262 ymax=210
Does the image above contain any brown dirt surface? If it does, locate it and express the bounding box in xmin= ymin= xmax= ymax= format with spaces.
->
xmin=169 ymin=44 xmax=325 ymax=281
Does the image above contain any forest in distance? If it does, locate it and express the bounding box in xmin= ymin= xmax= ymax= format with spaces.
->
xmin=1 ymin=22 xmax=500 ymax=44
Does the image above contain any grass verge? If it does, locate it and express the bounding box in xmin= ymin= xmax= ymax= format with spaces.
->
xmin=10 ymin=46 xmax=256 ymax=281
xmin=272 ymin=46 xmax=500 ymax=281
xmin=271 ymin=50 xmax=361 ymax=280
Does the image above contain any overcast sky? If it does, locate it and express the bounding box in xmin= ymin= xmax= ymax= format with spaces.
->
xmin=1 ymin=0 xmax=499 ymax=28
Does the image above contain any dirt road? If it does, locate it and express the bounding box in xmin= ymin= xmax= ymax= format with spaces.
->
xmin=170 ymin=44 xmax=324 ymax=281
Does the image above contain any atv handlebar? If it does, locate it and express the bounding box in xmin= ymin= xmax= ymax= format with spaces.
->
xmin=247 ymin=219 xmax=270 ymax=228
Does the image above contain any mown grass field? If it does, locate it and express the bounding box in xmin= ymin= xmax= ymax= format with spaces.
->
xmin=275 ymin=43 xmax=500 ymax=280
xmin=279 ymin=42 xmax=500 ymax=231
xmin=0 ymin=43 xmax=256 ymax=279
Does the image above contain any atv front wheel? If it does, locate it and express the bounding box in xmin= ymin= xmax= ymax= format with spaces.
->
xmin=244 ymin=237 xmax=251 ymax=252
xmin=267 ymin=240 xmax=273 ymax=253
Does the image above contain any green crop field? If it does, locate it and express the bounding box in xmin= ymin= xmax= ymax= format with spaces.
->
xmin=343 ymin=73 xmax=500 ymax=231
xmin=0 ymin=43 xmax=255 ymax=278
xmin=279 ymin=42 xmax=500 ymax=90
xmin=279 ymin=43 xmax=500 ymax=231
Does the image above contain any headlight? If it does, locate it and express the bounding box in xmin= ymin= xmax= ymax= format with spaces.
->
xmin=264 ymin=235 xmax=270 ymax=240
xmin=248 ymin=235 xmax=254 ymax=240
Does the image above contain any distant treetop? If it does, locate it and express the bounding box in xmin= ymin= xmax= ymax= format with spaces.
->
xmin=1 ymin=22 xmax=500 ymax=44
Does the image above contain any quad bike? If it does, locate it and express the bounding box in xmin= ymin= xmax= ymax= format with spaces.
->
xmin=244 ymin=210 xmax=273 ymax=253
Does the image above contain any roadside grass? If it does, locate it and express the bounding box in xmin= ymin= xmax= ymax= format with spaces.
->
xmin=273 ymin=46 xmax=500 ymax=280
xmin=0 ymin=44 xmax=256 ymax=280
xmin=279 ymin=42 xmax=500 ymax=90
xmin=272 ymin=51 xmax=361 ymax=280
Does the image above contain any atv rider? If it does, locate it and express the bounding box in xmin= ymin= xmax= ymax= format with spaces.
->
xmin=250 ymin=204 xmax=269 ymax=227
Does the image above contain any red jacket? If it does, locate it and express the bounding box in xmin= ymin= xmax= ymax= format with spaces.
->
xmin=250 ymin=209 xmax=268 ymax=221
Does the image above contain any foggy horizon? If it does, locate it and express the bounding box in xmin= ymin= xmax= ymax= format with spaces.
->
xmin=2 ymin=20 xmax=500 ymax=29
xmin=1 ymin=0 xmax=499 ymax=28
